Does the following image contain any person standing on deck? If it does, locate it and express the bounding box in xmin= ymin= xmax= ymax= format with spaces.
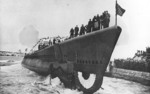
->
xmin=102 ymin=11 xmax=110 ymax=28
xmin=74 ymin=25 xmax=79 ymax=37
xmin=53 ymin=38 xmax=56 ymax=44
xmin=93 ymin=18 xmax=99 ymax=31
xmin=92 ymin=16 xmax=97 ymax=31
xmin=99 ymin=15 xmax=104 ymax=29
xmin=79 ymin=24 xmax=85 ymax=35
xmin=96 ymin=14 xmax=100 ymax=30
xmin=49 ymin=39 xmax=52 ymax=46
xmin=70 ymin=28 xmax=74 ymax=38
xmin=87 ymin=19 xmax=92 ymax=33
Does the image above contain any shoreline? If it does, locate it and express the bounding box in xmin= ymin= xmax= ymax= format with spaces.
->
xmin=105 ymin=67 xmax=150 ymax=86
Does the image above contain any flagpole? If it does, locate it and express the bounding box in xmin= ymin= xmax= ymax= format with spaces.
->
xmin=115 ymin=0 xmax=117 ymax=26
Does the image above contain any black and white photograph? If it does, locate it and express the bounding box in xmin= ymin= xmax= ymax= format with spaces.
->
xmin=0 ymin=0 xmax=150 ymax=94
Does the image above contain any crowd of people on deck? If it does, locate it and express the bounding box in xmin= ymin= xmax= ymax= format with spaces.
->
xmin=70 ymin=11 xmax=110 ymax=38
xmin=38 ymin=36 xmax=67 ymax=50
xmin=38 ymin=11 xmax=110 ymax=50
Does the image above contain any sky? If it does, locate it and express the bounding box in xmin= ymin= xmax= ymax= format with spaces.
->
xmin=0 ymin=0 xmax=150 ymax=59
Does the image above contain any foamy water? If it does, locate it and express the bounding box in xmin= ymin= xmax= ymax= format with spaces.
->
xmin=0 ymin=60 xmax=150 ymax=94
xmin=0 ymin=60 xmax=9 ymax=62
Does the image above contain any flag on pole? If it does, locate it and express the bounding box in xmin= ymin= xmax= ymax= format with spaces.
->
xmin=116 ymin=3 xmax=125 ymax=16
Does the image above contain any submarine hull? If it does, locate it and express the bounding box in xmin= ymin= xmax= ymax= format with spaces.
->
xmin=22 ymin=26 xmax=121 ymax=93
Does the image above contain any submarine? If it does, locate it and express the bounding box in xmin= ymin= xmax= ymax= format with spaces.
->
xmin=22 ymin=25 xmax=122 ymax=93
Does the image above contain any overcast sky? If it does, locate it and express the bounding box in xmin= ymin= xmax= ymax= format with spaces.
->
xmin=0 ymin=0 xmax=150 ymax=59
